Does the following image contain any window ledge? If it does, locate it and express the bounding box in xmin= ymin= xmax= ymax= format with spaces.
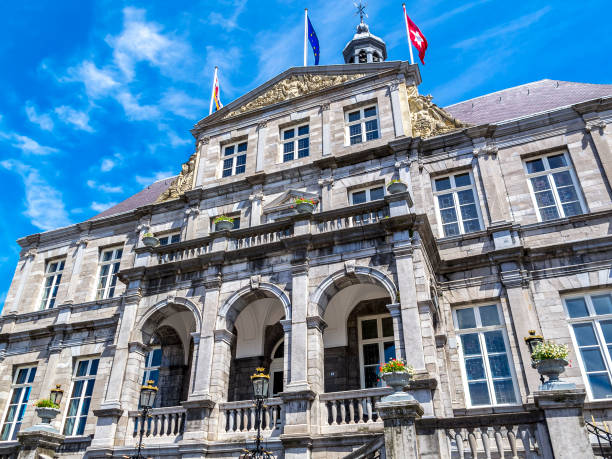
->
xmin=452 ymin=404 xmax=525 ymax=417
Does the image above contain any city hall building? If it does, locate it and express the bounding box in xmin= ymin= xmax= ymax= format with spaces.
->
xmin=1 ymin=18 xmax=611 ymax=459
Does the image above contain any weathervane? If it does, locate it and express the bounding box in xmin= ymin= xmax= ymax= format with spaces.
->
xmin=353 ymin=1 xmax=367 ymax=23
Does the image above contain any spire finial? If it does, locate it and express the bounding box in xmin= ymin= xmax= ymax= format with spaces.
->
xmin=353 ymin=1 xmax=367 ymax=23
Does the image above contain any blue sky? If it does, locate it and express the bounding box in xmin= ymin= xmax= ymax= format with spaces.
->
xmin=0 ymin=0 xmax=610 ymax=312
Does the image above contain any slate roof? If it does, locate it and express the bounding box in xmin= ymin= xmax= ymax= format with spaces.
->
xmin=444 ymin=79 xmax=612 ymax=125
xmin=91 ymin=79 xmax=611 ymax=221
xmin=89 ymin=176 xmax=176 ymax=220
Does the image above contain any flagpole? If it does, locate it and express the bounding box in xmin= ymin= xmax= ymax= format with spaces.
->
xmin=304 ymin=9 xmax=308 ymax=66
xmin=402 ymin=3 xmax=414 ymax=65
xmin=209 ymin=66 xmax=217 ymax=116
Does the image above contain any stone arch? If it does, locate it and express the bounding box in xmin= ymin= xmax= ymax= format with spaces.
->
xmin=310 ymin=266 xmax=398 ymax=318
xmin=216 ymin=283 xmax=291 ymax=330
xmin=132 ymin=296 xmax=201 ymax=345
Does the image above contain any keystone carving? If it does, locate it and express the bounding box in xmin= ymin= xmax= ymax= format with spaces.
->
xmin=407 ymin=86 xmax=469 ymax=139
xmin=225 ymin=74 xmax=365 ymax=118
xmin=156 ymin=152 xmax=198 ymax=203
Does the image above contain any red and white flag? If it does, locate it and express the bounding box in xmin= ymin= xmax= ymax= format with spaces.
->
xmin=209 ymin=66 xmax=223 ymax=115
xmin=403 ymin=5 xmax=428 ymax=65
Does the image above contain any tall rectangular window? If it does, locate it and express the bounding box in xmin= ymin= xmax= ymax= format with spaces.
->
xmin=142 ymin=347 xmax=162 ymax=387
xmin=433 ymin=172 xmax=483 ymax=238
xmin=40 ymin=259 xmax=65 ymax=309
xmin=282 ymin=125 xmax=309 ymax=162
xmin=346 ymin=105 xmax=379 ymax=145
xmin=96 ymin=247 xmax=122 ymax=300
xmin=63 ymin=358 xmax=99 ymax=436
xmin=221 ymin=141 xmax=247 ymax=177
xmin=564 ymin=292 xmax=612 ymax=399
xmin=453 ymin=305 xmax=518 ymax=407
xmin=524 ymin=152 xmax=585 ymax=221
xmin=0 ymin=366 xmax=36 ymax=441
xmin=358 ymin=314 xmax=395 ymax=388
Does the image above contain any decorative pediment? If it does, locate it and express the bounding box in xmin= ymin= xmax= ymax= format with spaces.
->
xmin=263 ymin=189 xmax=319 ymax=213
xmin=224 ymin=73 xmax=365 ymax=119
xmin=407 ymin=86 xmax=470 ymax=138
xmin=156 ymin=152 xmax=198 ymax=203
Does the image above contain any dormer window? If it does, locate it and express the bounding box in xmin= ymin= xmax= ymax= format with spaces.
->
xmin=346 ymin=105 xmax=379 ymax=145
xmin=222 ymin=141 xmax=247 ymax=177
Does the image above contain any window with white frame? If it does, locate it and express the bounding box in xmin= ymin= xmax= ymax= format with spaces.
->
xmin=453 ymin=305 xmax=519 ymax=407
xmin=282 ymin=125 xmax=309 ymax=162
xmin=358 ymin=314 xmax=395 ymax=388
xmin=158 ymin=233 xmax=180 ymax=246
xmin=564 ymin=292 xmax=612 ymax=399
xmin=524 ymin=152 xmax=585 ymax=221
xmin=433 ymin=172 xmax=483 ymax=238
xmin=63 ymin=358 xmax=99 ymax=436
xmin=0 ymin=366 xmax=37 ymax=441
xmin=221 ymin=141 xmax=247 ymax=177
xmin=142 ymin=347 xmax=162 ymax=387
xmin=96 ymin=247 xmax=122 ymax=300
xmin=270 ymin=340 xmax=284 ymax=396
xmin=346 ymin=105 xmax=379 ymax=145
xmin=40 ymin=258 xmax=65 ymax=309
xmin=350 ymin=185 xmax=385 ymax=205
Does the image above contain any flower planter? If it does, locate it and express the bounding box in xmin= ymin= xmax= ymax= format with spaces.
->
xmin=534 ymin=358 xmax=568 ymax=383
xmin=35 ymin=407 xmax=60 ymax=425
xmin=387 ymin=182 xmax=407 ymax=194
xmin=215 ymin=220 xmax=234 ymax=231
xmin=381 ymin=371 xmax=412 ymax=394
xmin=295 ymin=202 xmax=315 ymax=214
xmin=142 ymin=235 xmax=159 ymax=248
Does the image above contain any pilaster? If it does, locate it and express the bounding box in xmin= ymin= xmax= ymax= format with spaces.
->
xmin=255 ymin=120 xmax=268 ymax=172
xmin=389 ymin=82 xmax=406 ymax=137
xmin=9 ymin=249 xmax=36 ymax=314
xmin=321 ymin=103 xmax=331 ymax=156
xmin=249 ymin=192 xmax=264 ymax=227
xmin=286 ymin=261 xmax=310 ymax=392
xmin=472 ymin=139 xmax=512 ymax=224
xmin=317 ymin=177 xmax=333 ymax=212
xmin=585 ymin=119 xmax=612 ymax=193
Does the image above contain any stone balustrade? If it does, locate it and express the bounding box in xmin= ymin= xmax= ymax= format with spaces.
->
xmin=312 ymin=200 xmax=390 ymax=234
xmin=218 ymin=398 xmax=283 ymax=439
xmin=153 ymin=240 xmax=212 ymax=266
xmin=127 ymin=406 xmax=186 ymax=444
xmin=319 ymin=387 xmax=392 ymax=433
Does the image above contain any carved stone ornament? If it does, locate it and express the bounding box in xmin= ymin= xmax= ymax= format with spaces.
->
xmin=156 ymin=152 xmax=198 ymax=203
xmin=586 ymin=120 xmax=607 ymax=132
xmin=473 ymin=143 xmax=498 ymax=157
xmin=224 ymin=73 xmax=365 ymax=119
xmin=250 ymin=275 xmax=261 ymax=290
xmin=407 ymin=86 xmax=469 ymax=139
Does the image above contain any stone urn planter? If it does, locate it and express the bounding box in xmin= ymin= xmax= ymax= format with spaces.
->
xmin=534 ymin=358 xmax=569 ymax=384
xmin=142 ymin=233 xmax=159 ymax=248
xmin=381 ymin=371 xmax=412 ymax=395
xmin=387 ymin=181 xmax=407 ymax=194
xmin=215 ymin=219 xmax=234 ymax=231
xmin=295 ymin=202 xmax=316 ymax=214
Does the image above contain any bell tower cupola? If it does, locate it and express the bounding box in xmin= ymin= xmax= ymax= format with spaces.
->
xmin=342 ymin=3 xmax=387 ymax=64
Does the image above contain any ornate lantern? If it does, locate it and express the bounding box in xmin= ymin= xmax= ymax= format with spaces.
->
xmin=50 ymin=384 xmax=64 ymax=406
xmin=251 ymin=368 xmax=270 ymax=400
xmin=524 ymin=330 xmax=544 ymax=355
xmin=139 ymin=380 xmax=158 ymax=409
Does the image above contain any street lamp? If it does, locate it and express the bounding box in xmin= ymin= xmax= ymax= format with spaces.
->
xmin=133 ymin=380 xmax=158 ymax=459
xmin=524 ymin=330 xmax=545 ymax=384
xmin=240 ymin=368 xmax=274 ymax=459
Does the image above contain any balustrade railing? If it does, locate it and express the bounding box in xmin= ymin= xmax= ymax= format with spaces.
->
xmin=155 ymin=241 xmax=211 ymax=265
xmin=320 ymin=388 xmax=392 ymax=430
xmin=218 ymin=398 xmax=283 ymax=436
xmin=313 ymin=202 xmax=390 ymax=235
xmin=128 ymin=406 xmax=186 ymax=441
xmin=231 ymin=226 xmax=293 ymax=250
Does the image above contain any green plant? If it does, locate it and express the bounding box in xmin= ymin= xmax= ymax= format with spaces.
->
xmin=213 ymin=215 xmax=234 ymax=223
xmin=531 ymin=340 xmax=569 ymax=362
xmin=379 ymin=359 xmax=415 ymax=375
xmin=387 ymin=179 xmax=403 ymax=185
xmin=142 ymin=232 xmax=155 ymax=238
xmin=294 ymin=197 xmax=317 ymax=205
xmin=34 ymin=399 xmax=59 ymax=409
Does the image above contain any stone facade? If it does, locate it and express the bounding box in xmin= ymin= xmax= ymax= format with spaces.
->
xmin=0 ymin=20 xmax=611 ymax=459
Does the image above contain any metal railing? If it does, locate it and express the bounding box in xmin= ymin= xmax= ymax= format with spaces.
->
xmin=587 ymin=419 xmax=612 ymax=459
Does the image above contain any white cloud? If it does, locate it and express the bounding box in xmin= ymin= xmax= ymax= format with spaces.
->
xmin=87 ymin=180 xmax=123 ymax=193
xmin=100 ymin=158 xmax=115 ymax=172
xmin=135 ymin=171 xmax=174 ymax=186
xmin=207 ymin=1 xmax=246 ymax=32
xmin=25 ymin=102 xmax=54 ymax=131
xmin=55 ymin=106 xmax=94 ymax=132
xmin=160 ymin=89 xmax=208 ymax=119
xmin=0 ymin=159 xmax=71 ymax=231
xmin=0 ymin=131 xmax=58 ymax=155
xmin=66 ymin=61 xmax=119 ymax=99
xmin=116 ymin=91 xmax=160 ymax=120
xmin=90 ymin=201 xmax=118 ymax=213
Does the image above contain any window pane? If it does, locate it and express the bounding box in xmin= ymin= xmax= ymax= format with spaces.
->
xmin=460 ymin=204 xmax=479 ymax=220
xmin=352 ymin=190 xmax=366 ymax=205
xmin=76 ymin=361 xmax=88 ymax=377
xmin=76 ymin=416 xmax=87 ymax=435
xmin=382 ymin=317 xmax=394 ymax=337
xmin=443 ymin=223 xmax=460 ymax=237
xmin=454 ymin=173 xmax=471 ymax=187
xmin=364 ymin=366 xmax=378 ymax=388
xmin=562 ymin=202 xmax=582 ymax=217
xmin=16 ymin=369 xmax=28 ymax=384
xmin=593 ymin=295 xmax=612 ymax=315
xmin=383 ymin=342 xmax=395 ymax=362
xmin=547 ymin=154 xmax=567 ymax=169
xmin=237 ymin=142 xmax=247 ymax=152
xmin=27 ymin=368 xmax=36 ymax=383
xmin=369 ymin=187 xmax=384 ymax=201
xmin=435 ymin=177 xmax=451 ymax=191
xmin=460 ymin=333 xmax=481 ymax=355
xmin=437 ymin=193 xmax=454 ymax=209
xmin=224 ymin=145 xmax=235 ymax=156
xmin=440 ymin=208 xmax=458 ymax=224
xmin=463 ymin=219 xmax=481 ymax=233
xmin=102 ymin=251 xmax=113 ymax=262
xmin=588 ymin=373 xmax=612 ymax=399
xmin=526 ymin=158 xmax=545 ymax=173
xmin=283 ymin=129 xmax=295 ymax=140
xmin=63 ymin=418 xmax=75 ymax=436
xmin=361 ymin=319 xmax=378 ymax=339
xmin=535 ymin=190 xmax=556 ymax=207
xmin=557 ymin=186 xmax=578 ymax=203
xmin=456 ymin=308 xmax=477 ymax=329
xmin=530 ymin=176 xmax=551 ymax=192
xmin=489 ymin=354 xmax=511 ymax=377
xmin=573 ymin=323 xmax=598 ymax=346
xmin=364 ymin=106 xmax=376 ymax=117
xmin=170 ymin=234 xmax=180 ymax=244
xmin=151 ymin=348 xmax=162 ymax=367
xmin=362 ymin=343 xmax=380 ymax=365
xmin=67 ymin=398 xmax=79 ymax=417
xmin=600 ymin=321 xmax=612 ymax=344
xmin=540 ymin=206 xmax=560 ymax=221
xmin=484 ymin=331 xmax=507 ymax=353
xmin=566 ymin=298 xmax=589 ymax=317
xmin=465 ymin=357 xmax=486 ymax=380
xmin=468 ymin=381 xmax=491 ymax=405
xmin=552 ymin=170 xmax=573 ymax=188
xmin=298 ymin=125 xmax=309 ymax=136
xmin=365 ymin=120 xmax=379 ymax=140
xmin=348 ymin=111 xmax=360 ymax=122
xmin=283 ymin=142 xmax=294 ymax=154
xmin=493 ymin=380 xmax=516 ymax=404
xmin=457 ymin=189 xmax=475 ymax=205
xmin=581 ymin=348 xmax=607 ymax=372
xmin=479 ymin=305 xmax=500 ymax=326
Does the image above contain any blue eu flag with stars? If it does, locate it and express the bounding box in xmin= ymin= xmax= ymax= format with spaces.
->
xmin=308 ymin=17 xmax=320 ymax=65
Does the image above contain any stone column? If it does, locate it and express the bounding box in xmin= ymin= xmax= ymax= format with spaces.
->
xmin=8 ymin=249 xmax=36 ymax=314
xmin=249 ymin=192 xmax=264 ymax=227
xmin=377 ymin=395 xmax=424 ymax=459
xmin=317 ymin=177 xmax=333 ymax=212
xmin=473 ymin=140 xmax=512 ymax=224
xmin=389 ymin=82 xmax=406 ymax=137
xmin=321 ymin=103 xmax=331 ymax=156
xmin=585 ymin=119 xmax=612 ymax=191
xmin=286 ymin=261 xmax=310 ymax=391
xmin=387 ymin=303 xmax=405 ymax=360
xmin=255 ymin=120 xmax=268 ymax=172
xmin=206 ymin=329 xmax=235 ymax=440
xmin=534 ymin=389 xmax=594 ymax=459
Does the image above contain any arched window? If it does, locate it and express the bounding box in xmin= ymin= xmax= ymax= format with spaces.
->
xmin=358 ymin=50 xmax=367 ymax=63
xmin=372 ymin=52 xmax=381 ymax=62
